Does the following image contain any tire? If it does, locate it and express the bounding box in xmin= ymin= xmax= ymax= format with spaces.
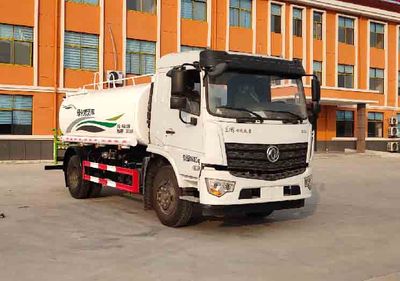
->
xmin=152 ymin=165 xmax=193 ymax=227
xmin=144 ymin=159 xmax=163 ymax=210
xmin=66 ymin=155 xmax=91 ymax=199
xmin=246 ymin=209 xmax=274 ymax=218
xmin=88 ymin=183 xmax=102 ymax=198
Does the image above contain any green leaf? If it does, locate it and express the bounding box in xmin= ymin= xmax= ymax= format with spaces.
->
xmin=106 ymin=114 xmax=124 ymax=121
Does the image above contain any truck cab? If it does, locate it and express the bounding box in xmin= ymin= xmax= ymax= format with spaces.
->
xmin=147 ymin=50 xmax=320 ymax=221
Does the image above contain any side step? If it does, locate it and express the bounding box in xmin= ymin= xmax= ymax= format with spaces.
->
xmin=82 ymin=161 xmax=140 ymax=193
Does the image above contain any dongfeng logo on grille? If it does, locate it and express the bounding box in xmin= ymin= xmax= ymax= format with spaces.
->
xmin=266 ymin=146 xmax=280 ymax=163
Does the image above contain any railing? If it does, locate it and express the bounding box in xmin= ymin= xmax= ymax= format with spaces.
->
xmin=66 ymin=74 xmax=154 ymax=97
xmin=82 ymin=74 xmax=154 ymax=91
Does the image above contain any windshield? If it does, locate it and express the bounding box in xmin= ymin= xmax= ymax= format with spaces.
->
xmin=207 ymin=71 xmax=307 ymax=121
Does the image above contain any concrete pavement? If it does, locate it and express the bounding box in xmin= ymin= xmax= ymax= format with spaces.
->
xmin=1 ymin=153 xmax=400 ymax=281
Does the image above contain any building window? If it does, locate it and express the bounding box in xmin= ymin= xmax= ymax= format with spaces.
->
xmin=370 ymin=22 xmax=384 ymax=49
xmin=0 ymin=24 xmax=33 ymax=66
xmin=313 ymin=12 xmax=323 ymax=40
xmin=292 ymin=8 xmax=302 ymax=37
xmin=126 ymin=39 xmax=156 ymax=75
xmin=0 ymin=95 xmax=32 ymax=135
xmin=338 ymin=64 xmax=354 ymax=89
xmin=313 ymin=61 xmax=322 ymax=83
xmin=66 ymin=0 xmax=99 ymax=5
xmin=181 ymin=45 xmax=205 ymax=52
xmin=229 ymin=0 xmax=252 ymax=28
xmin=368 ymin=112 xmax=383 ymax=138
xmin=338 ymin=16 xmax=354 ymax=45
xmin=398 ymin=72 xmax=400 ymax=96
xmin=336 ymin=110 xmax=354 ymax=137
xmin=369 ymin=68 xmax=384 ymax=93
xmin=181 ymin=0 xmax=206 ymax=21
xmin=64 ymin=32 xmax=99 ymax=71
xmin=271 ymin=4 xmax=282 ymax=34
xmin=127 ymin=0 xmax=156 ymax=14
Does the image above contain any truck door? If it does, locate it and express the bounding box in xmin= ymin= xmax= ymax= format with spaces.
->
xmin=151 ymin=70 xmax=203 ymax=178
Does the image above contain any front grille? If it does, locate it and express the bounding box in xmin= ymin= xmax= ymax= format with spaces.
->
xmin=225 ymin=142 xmax=308 ymax=181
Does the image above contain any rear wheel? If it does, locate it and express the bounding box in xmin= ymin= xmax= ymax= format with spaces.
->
xmin=66 ymin=155 xmax=91 ymax=199
xmin=152 ymin=166 xmax=193 ymax=227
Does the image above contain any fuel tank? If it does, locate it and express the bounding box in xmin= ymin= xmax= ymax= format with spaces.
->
xmin=59 ymin=83 xmax=151 ymax=146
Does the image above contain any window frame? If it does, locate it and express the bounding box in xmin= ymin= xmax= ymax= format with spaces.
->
xmin=229 ymin=0 xmax=252 ymax=29
xmin=0 ymin=24 xmax=33 ymax=66
xmin=313 ymin=11 xmax=323 ymax=40
xmin=0 ymin=94 xmax=33 ymax=135
xmin=370 ymin=22 xmax=385 ymax=49
xmin=127 ymin=0 xmax=157 ymax=14
xmin=337 ymin=64 xmax=354 ymax=89
xmin=271 ymin=3 xmax=282 ymax=34
xmin=126 ymin=39 xmax=156 ymax=75
xmin=338 ymin=16 xmax=355 ymax=45
xmin=313 ymin=61 xmax=322 ymax=83
xmin=336 ymin=110 xmax=354 ymax=137
xmin=181 ymin=45 xmax=205 ymax=52
xmin=292 ymin=8 xmax=303 ymax=37
xmin=181 ymin=0 xmax=207 ymax=21
xmin=64 ymin=31 xmax=99 ymax=71
xmin=65 ymin=0 xmax=99 ymax=5
xmin=367 ymin=112 xmax=384 ymax=138
xmin=369 ymin=68 xmax=384 ymax=93
xmin=398 ymin=71 xmax=400 ymax=96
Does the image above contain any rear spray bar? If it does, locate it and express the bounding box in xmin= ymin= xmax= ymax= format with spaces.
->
xmin=82 ymin=160 xmax=140 ymax=193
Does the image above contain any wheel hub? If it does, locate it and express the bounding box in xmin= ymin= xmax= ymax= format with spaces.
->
xmin=156 ymin=180 xmax=175 ymax=212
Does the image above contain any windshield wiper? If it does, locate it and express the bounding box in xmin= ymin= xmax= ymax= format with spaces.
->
xmin=263 ymin=110 xmax=305 ymax=123
xmin=216 ymin=106 xmax=264 ymax=123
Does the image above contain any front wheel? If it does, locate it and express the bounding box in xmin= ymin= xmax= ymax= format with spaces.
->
xmin=152 ymin=166 xmax=193 ymax=227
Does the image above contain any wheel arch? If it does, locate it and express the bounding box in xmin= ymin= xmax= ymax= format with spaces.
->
xmin=145 ymin=146 xmax=183 ymax=186
xmin=143 ymin=147 xmax=184 ymax=210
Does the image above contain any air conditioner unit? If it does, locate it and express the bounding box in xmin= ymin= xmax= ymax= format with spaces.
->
xmin=106 ymin=70 xmax=124 ymax=87
xmin=388 ymin=127 xmax=399 ymax=138
xmin=389 ymin=116 xmax=398 ymax=126
xmin=387 ymin=142 xmax=399 ymax=152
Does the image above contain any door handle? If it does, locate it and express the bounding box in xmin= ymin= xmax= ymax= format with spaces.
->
xmin=166 ymin=129 xmax=175 ymax=135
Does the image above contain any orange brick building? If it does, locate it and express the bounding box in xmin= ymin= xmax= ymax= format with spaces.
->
xmin=0 ymin=0 xmax=400 ymax=159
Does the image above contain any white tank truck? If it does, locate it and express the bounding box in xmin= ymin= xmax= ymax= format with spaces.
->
xmin=56 ymin=50 xmax=321 ymax=227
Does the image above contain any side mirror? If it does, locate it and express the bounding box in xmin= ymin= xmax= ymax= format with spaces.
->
xmin=311 ymin=77 xmax=321 ymax=103
xmin=311 ymin=77 xmax=321 ymax=117
xmin=170 ymin=96 xmax=187 ymax=110
xmin=167 ymin=68 xmax=199 ymax=96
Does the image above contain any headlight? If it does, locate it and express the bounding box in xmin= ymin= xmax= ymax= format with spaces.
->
xmin=304 ymin=175 xmax=312 ymax=190
xmin=205 ymin=178 xmax=236 ymax=197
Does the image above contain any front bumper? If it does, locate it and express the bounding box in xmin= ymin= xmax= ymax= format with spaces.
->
xmin=202 ymin=199 xmax=305 ymax=217
xmin=199 ymin=167 xmax=312 ymax=205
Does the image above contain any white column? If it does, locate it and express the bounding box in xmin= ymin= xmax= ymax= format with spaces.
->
xmin=177 ymin=0 xmax=181 ymax=52
xmin=33 ymin=0 xmax=39 ymax=86
xmin=122 ymin=0 xmax=127 ymax=73
xmin=59 ymin=0 xmax=65 ymax=89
